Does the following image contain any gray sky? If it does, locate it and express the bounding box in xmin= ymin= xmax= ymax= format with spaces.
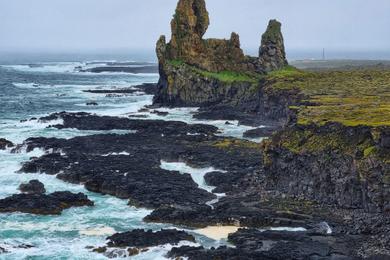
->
xmin=0 ymin=0 xmax=389 ymax=57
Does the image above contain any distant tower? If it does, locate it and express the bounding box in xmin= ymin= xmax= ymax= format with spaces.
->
xmin=322 ymin=48 xmax=326 ymax=60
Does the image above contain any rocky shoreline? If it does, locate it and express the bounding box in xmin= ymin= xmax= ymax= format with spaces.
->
xmin=6 ymin=108 xmax=387 ymax=258
xmin=0 ymin=0 xmax=388 ymax=258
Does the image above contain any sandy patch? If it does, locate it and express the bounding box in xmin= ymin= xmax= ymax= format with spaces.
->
xmin=194 ymin=226 xmax=240 ymax=240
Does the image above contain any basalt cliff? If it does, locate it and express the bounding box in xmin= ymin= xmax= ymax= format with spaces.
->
xmin=153 ymin=0 xmax=292 ymax=124
xmin=150 ymin=1 xmax=390 ymax=257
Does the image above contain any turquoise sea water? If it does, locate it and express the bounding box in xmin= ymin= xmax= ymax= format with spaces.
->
xmin=0 ymin=61 xmax=261 ymax=259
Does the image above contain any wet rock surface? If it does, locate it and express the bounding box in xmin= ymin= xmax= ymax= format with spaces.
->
xmin=18 ymin=180 xmax=46 ymax=194
xmin=0 ymin=191 xmax=93 ymax=215
xmin=14 ymin=112 xmax=390 ymax=258
xmin=169 ymin=228 xmax=356 ymax=260
xmin=107 ymin=229 xmax=195 ymax=248
xmin=80 ymin=65 xmax=158 ymax=74
xmin=83 ymin=83 xmax=156 ymax=96
xmin=0 ymin=138 xmax=14 ymax=150
xmin=243 ymin=126 xmax=278 ymax=138
xmin=18 ymin=112 xmax=260 ymax=209
xmin=92 ymin=229 xmax=195 ymax=258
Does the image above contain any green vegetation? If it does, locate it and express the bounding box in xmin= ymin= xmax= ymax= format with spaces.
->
xmin=267 ymin=69 xmax=390 ymax=127
xmin=277 ymin=127 xmax=373 ymax=155
xmin=167 ymin=59 xmax=260 ymax=84
xmin=213 ymin=139 xmax=261 ymax=150
xmin=364 ymin=146 xmax=378 ymax=157
xmin=266 ymin=65 xmax=308 ymax=81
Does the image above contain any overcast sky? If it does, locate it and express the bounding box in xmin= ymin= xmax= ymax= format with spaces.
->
xmin=0 ymin=0 xmax=389 ymax=58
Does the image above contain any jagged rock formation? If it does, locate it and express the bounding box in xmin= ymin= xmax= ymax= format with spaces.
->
xmin=0 ymin=191 xmax=94 ymax=215
xmin=262 ymin=123 xmax=390 ymax=213
xmin=259 ymin=19 xmax=288 ymax=72
xmin=154 ymin=0 xmax=289 ymax=110
xmin=158 ymin=0 xmax=257 ymax=73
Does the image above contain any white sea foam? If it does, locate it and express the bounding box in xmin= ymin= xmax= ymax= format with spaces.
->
xmin=131 ymin=106 xmax=265 ymax=140
xmin=2 ymin=62 xmax=83 ymax=73
xmin=101 ymin=151 xmax=131 ymax=156
xmin=160 ymin=161 xmax=223 ymax=193
xmin=268 ymin=227 xmax=307 ymax=232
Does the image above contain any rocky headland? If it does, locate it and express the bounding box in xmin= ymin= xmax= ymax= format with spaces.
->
xmin=153 ymin=0 xmax=293 ymax=127
xmin=2 ymin=0 xmax=389 ymax=259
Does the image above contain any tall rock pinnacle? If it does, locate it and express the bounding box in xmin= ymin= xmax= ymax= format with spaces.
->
xmin=157 ymin=0 xmax=253 ymax=73
xmin=169 ymin=0 xmax=209 ymax=63
xmin=259 ymin=19 xmax=288 ymax=71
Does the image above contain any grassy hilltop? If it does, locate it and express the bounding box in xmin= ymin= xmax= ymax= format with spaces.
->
xmin=266 ymin=66 xmax=390 ymax=127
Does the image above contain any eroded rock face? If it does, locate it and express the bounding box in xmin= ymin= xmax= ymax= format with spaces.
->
xmin=262 ymin=123 xmax=390 ymax=213
xmin=259 ymin=19 xmax=288 ymax=71
xmin=154 ymin=0 xmax=291 ymax=115
xmin=160 ymin=0 xmax=254 ymax=73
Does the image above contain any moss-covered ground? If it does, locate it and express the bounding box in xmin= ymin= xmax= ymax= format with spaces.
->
xmin=168 ymin=59 xmax=260 ymax=84
xmin=169 ymin=59 xmax=390 ymax=127
xmin=266 ymin=67 xmax=390 ymax=127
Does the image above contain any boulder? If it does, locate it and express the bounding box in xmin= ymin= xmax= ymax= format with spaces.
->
xmin=0 ymin=138 xmax=14 ymax=150
xmin=18 ymin=180 xmax=46 ymax=194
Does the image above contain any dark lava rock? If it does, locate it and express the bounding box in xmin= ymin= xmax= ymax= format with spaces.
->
xmin=243 ymin=126 xmax=278 ymax=138
xmin=379 ymin=127 xmax=390 ymax=149
xmin=17 ymin=112 xmax=262 ymax=210
xmin=169 ymin=228 xmax=357 ymax=260
xmin=145 ymin=194 xmax=316 ymax=229
xmin=0 ymin=191 xmax=94 ymax=215
xmin=93 ymin=229 xmax=195 ymax=258
xmin=0 ymin=138 xmax=14 ymax=150
xmin=80 ymin=65 xmax=158 ymax=74
xmin=107 ymin=229 xmax=195 ymax=248
xmin=38 ymin=111 xmax=217 ymax=135
xmin=18 ymin=179 xmax=46 ymax=194
xmin=151 ymin=110 xmax=169 ymax=116
xmin=193 ymin=106 xmax=273 ymax=127
xmin=83 ymin=83 xmax=156 ymax=96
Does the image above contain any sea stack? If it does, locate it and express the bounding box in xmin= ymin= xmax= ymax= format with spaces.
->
xmin=154 ymin=0 xmax=289 ymax=107
xmin=259 ymin=19 xmax=288 ymax=71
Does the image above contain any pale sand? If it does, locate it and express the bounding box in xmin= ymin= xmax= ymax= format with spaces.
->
xmin=194 ymin=226 xmax=240 ymax=240
xmin=79 ymin=226 xmax=116 ymax=236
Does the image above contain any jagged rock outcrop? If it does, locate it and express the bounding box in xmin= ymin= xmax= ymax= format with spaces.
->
xmin=159 ymin=0 xmax=256 ymax=73
xmin=262 ymin=123 xmax=390 ymax=213
xmin=0 ymin=191 xmax=94 ymax=215
xmin=18 ymin=180 xmax=46 ymax=195
xmin=259 ymin=19 xmax=288 ymax=72
xmin=0 ymin=138 xmax=14 ymax=150
xmin=154 ymin=0 xmax=289 ymax=112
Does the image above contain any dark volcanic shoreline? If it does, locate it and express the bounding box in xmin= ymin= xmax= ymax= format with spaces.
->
xmin=11 ymin=110 xmax=389 ymax=259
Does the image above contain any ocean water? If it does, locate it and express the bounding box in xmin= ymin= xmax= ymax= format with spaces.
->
xmin=0 ymin=60 xmax=263 ymax=259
